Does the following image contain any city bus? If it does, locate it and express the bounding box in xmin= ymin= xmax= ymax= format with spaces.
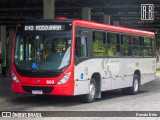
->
xmin=11 ymin=19 xmax=156 ymax=103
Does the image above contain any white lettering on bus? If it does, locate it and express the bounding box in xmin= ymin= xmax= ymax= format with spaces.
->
xmin=25 ymin=26 xmax=34 ymax=31
xmin=24 ymin=25 xmax=62 ymax=31
xmin=36 ymin=25 xmax=61 ymax=31
xmin=46 ymin=80 xmax=54 ymax=84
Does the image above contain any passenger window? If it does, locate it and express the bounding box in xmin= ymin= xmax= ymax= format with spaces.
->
xmin=93 ymin=31 xmax=106 ymax=57
xmin=143 ymin=37 xmax=152 ymax=56
xmin=133 ymin=36 xmax=143 ymax=56
xmin=121 ymin=34 xmax=132 ymax=56
xmin=151 ymin=38 xmax=155 ymax=56
xmin=107 ymin=32 xmax=121 ymax=56
xmin=75 ymin=36 xmax=88 ymax=58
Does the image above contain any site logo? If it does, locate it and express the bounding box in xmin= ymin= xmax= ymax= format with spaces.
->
xmin=2 ymin=112 xmax=11 ymax=117
xmin=141 ymin=4 xmax=154 ymax=20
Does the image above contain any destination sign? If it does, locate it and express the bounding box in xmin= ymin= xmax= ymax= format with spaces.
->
xmin=24 ymin=25 xmax=65 ymax=31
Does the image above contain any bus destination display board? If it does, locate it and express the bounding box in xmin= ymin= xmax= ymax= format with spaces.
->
xmin=24 ymin=25 xmax=65 ymax=31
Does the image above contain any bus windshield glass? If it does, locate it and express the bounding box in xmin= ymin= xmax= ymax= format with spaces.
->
xmin=14 ymin=33 xmax=71 ymax=71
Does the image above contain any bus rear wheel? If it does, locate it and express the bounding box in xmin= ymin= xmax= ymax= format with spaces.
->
xmin=122 ymin=74 xmax=140 ymax=95
xmin=82 ymin=78 xmax=97 ymax=103
xmin=129 ymin=74 xmax=140 ymax=94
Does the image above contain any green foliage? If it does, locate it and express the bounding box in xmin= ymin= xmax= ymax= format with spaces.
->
xmin=156 ymin=30 xmax=160 ymax=50
xmin=156 ymin=40 xmax=160 ymax=50
xmin=122 ymin=44 xmax=128 ymax=56
xmin=93 ymin=31 xmax=106 ymax=56
xmin=156 ymin=68 xmax=160 ymax=73
xmin=108 ymin=43 xmax=116 ymax=56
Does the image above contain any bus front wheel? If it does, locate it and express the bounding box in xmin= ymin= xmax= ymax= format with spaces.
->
xmin=82 ymin=78 xmax=97 ymax=103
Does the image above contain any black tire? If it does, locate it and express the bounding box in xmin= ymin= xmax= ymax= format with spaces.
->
xmin=82 ymin=78 xmax=97 ymax=103
xmin=128 ymin=74 xmax=140 ymax=95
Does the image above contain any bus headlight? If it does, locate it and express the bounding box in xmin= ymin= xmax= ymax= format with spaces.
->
xmin=57 ymin=72 xmax=71 ymax=85
xmin=11 ymin=71 xmax=20 ymax=83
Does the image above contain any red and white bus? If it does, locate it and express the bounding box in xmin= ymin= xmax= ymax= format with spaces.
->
xmin=11 ymin=19 xmax=156 ymax=102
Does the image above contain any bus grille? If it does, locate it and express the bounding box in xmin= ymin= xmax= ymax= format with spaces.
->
xmin=22 ymin=86 xmax=54 ymax=93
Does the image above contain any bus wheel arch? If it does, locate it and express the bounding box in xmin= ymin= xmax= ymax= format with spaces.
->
xmin=122 ymin=70 xmax=141 ymax=95
xmin=92 ymin=72 xmax=101 ymax=98
xmin=134 ymin=70 xmax=141 ymax=85
xmin=82 ymin=72 xmax=101 ymax=103
xmin=128 ymin=70 xmax=141 ymax=95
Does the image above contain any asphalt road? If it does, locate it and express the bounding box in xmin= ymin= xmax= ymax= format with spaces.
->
xmin=0 ymin=74 xmax=160 ymax=120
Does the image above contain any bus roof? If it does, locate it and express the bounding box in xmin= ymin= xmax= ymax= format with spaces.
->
xmin=17 ymin=19 xmax=155 ymax=37
xmin=17 ymin=19 xmax=73 ymax=25
xmin=73 ymin=20 xmax=155 ymax=37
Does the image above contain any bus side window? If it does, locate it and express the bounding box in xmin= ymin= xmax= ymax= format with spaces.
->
xmin=92 ymin=31 xmax=106 ymax=56
xmin=128 ymin=35 xmax=133 ymax=56
xmin=107 ymin=32 xmax=118 ymax=56
xmin=81 ymin=36 xmax=88 ymax=57
xmin=121 ymin=34 xmax=129 ymax=56
xmin=75 ymin=37 xmax=80 ymax=57
xmin=133 ymin=36 xmax=140 ymax=56
xmin=139 ymin=37 xmax=143 ymax=56
xmin=75 ymin=36 xmax=88 ymax=58
xmin=121 ymin=34 xmax=132 ymax=56
xmin=116 ymin=34 xmax=121 ymax=56
xmin=151 ymin=38 xmax=155 ymax=56
xmin=144 ymin=37 xmax=151 ymax=56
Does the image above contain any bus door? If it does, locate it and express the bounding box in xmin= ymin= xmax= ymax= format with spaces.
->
xmin=74 ymin=27 xmax=92 ymax=95
xmin=75 ymin=27 xmax=91 ymax=63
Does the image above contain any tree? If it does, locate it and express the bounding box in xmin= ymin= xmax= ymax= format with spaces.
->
xmin=156 ymin=30 xmax=160 ymax=62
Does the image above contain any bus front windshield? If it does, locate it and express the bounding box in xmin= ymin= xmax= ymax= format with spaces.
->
xmin=14 ymin=33 xmax=71 ymax=71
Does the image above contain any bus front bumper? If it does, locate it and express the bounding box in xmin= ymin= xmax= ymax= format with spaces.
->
xmin=11 ymin=81 xmax=74 ymax=96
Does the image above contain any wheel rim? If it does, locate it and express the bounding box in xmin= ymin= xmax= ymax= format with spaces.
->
xmin=134 ymin=79 xmax=139 ymax=92
xmin=89 ymin=83 xmax=96 ymax=99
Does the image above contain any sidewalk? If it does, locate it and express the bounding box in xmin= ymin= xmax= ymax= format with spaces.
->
xmin=0 ymin=77 xmax=12 ymax=104
xmin=0 ymin=77 xmax=12 ymax=91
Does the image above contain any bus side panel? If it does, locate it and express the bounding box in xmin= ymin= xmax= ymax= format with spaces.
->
xmin=141 ymin=73 xmax=156 ymax=85
xmin=101 ymin=78 xmax=112 ymax=91
xmin=123 ymin=76 xmax=133 ymax=87
xmin=73 ymin=58 xmax=156 ymax=95
xmin=139 ymin=58 xmax=156 ymax=85
xmin=74 ymin=80 xmax=90 ymax=95
xmin=73 ymin=59 xmax=112 ymax=95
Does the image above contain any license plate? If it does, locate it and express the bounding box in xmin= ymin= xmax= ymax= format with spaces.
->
xmin=32 ymin=90 xmax=43 ymax=94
